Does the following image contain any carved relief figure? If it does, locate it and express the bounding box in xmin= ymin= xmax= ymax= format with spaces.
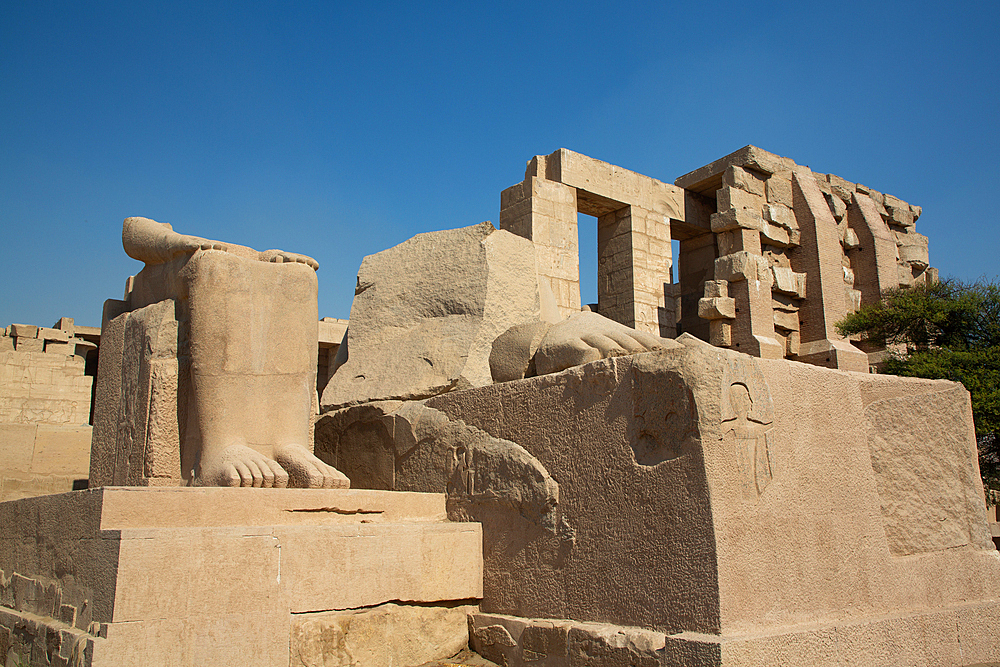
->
xmin=720 ymin=357 xmax=775 ymax=500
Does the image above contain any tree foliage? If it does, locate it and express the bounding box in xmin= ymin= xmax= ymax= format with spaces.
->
xmin=836 ymin=279 xmax=1000 ymax=491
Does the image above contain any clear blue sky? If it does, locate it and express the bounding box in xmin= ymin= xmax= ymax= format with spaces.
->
xmin=3 ymin=1 xmax=997 ymax=328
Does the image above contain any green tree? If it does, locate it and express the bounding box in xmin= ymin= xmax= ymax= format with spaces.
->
xmin=836 ymin=279 xmax=1000 ymax=493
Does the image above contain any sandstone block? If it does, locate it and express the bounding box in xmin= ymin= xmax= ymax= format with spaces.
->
xmin=704 ymin=280 xmax=729 ymax=298
xmin=709 ymin=319 xmax=732 ymax=346
xmin=15 ymin=337 xmax=44 ymax=352
xmin=717 ymin=228 xmax=761 ymax=256
xmin=0 ymin=335 xmax=12 ymax=352
xmin=826 ymin=173 xmax=856 ymax=201
xmin=910 ymin=204 xmax=922 ymax=221
xmin=765 ymin=174 xmax=794 ymax=207
xmin=36 ymin=327 xmax=70 ymax=342
xmin=771 ymin=266 xmax=806 ymax=298
xmin=0 ymin=488 xmax=483 ymax=667
xmin=0 ymin=424 xmax=37 ymax=473
xmin=30 ymin=425 xmax=92 ymax=476
xmin=897 ymin=232 xmax=930 ymax=269
xmin=291 ymin=602 xmax=475 ymax=667
xmin=786 ymin=329 xmax=800 ymax=356
xmin=723 ymin=165 xmax=765 ymax=198
xmin=44 ymin=340 xmax=75 ymax=355
xmin=717 ymin=186 xmax=764 ymax=217
xmin=843 ymin=227 xmax=860 ymax=250
xmin=714 ymin=251 xmax=769 ymax=283
xmin=54 ymin=317 xmax=75 ymax=335
xmin=322 ymin=222 xmax=543 ymax=409
xmin=824 ymin=192 xmax=847 ymax=220
xmin=763 ymin=203 xmax=797 ymax=231
xmin=773 ymin=309 xmax=799 ymax=331
xmin=760 ymin=221 xmax=791 ymax=247
xmin=698 ymin=296 xmax=736 ymax=320
xmin=8 ymin=324 xmax=38 ymax=339
xmin=710 ymin=208 xmax=765 ymax=233
xmin=886 ymin=203 xmax=915 ymax=227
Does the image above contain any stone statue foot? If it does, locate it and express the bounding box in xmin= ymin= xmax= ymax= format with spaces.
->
xmin=274 ymin=444 xmax=350 ymax=489
xmin=171 ymin=233 xmax=227 ymax=257
xmin=535 ymin=311 xmax=682 ymax=375
xmin=260 ymin=249 xmax=320 ymax=270
xmin=196 ymin=443 xmax=290 ymax=488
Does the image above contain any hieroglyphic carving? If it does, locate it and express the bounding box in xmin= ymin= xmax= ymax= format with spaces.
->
xmin=721 ymin=356 xmax=775 ymax=500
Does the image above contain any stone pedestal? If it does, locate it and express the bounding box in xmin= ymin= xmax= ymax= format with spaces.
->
xmin=417 ymin=342 xmax=1000 ymax=666
xmin=0 ymin=487 xmax=482 ymax=667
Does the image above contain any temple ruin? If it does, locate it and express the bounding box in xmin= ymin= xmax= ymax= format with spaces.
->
xmin=1 ymin=147 xmax=996 ymax=667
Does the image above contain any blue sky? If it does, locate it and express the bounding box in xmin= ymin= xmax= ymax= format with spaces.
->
xmin=2 ymin=1 xmax=997 ymax=328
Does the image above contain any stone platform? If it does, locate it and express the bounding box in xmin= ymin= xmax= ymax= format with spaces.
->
xmin=321 ymin=341 xmax=1000 ymax=667
xmin=0 ymin=487 xmax=483 ymax=666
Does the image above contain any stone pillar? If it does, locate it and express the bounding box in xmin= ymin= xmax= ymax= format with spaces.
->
xmin=847 ymin=192 xmax=899 ymax=307
xmin=596 ymin=205 xmax=673 ymax=336
xmin=499 ymin=177 xmax=580 ymax=318
xmin=790 ymin=171 xmax=868 ymax=371
xmin=708 ymin=177 xmax=783 ymax=359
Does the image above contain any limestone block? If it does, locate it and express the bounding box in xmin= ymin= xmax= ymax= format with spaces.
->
xmin=910 ymin=204 xmax=922 ymax=221
xmin=723 ymin=165 xmax=765 ymax=198
xmin=8 ymin=324 xmax=38 ymax=339
xmin=14 ymin=337 xmax=44 ymax=352
xmin=714 ymin=252 xmax=769 ymax=283
xmin=826 ymin=173 xmax=855 ymax=201
xmin=704 ymin=280 xmax=729 ymax=298
xmin=698 ymin=296 xmax=736 ymax=320
xmin=710 ymin=319 xmax=732 ymax=346
xmin=843 ymin=227 xmax=860 ymax=250
xmin=36 ymin=327 xmax=70 ymax=342
xmin=290 ymin=603 xmax=475 ymax=667
xmin=710 ymin=208 xmax=765 ymax=234
xmin=323 ymin=222 xmax=542 ymax=410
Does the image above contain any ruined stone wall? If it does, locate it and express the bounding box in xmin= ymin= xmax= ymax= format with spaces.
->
xmin=0 ymin=320 xmax=96 ymax=501
xmin=677 ymin=146 xmax=933 ymax=371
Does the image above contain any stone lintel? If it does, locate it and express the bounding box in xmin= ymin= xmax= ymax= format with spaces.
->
xmin=675 ymin=145 xmax=798 ymax=195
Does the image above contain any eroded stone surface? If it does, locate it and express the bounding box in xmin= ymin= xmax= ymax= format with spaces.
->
xmin=290 ymin=602 xmax=476 ymax=667
xmin=322 ymin=223 xmax=542 ymax=410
